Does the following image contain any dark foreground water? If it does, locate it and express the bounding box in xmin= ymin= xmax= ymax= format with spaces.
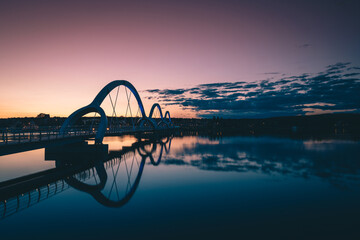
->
xmin=0 ymin=135 xmax=359 ymax=239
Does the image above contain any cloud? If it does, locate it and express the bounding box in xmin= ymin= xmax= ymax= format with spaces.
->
xmin=343 ymin=73 xmax=360 ymax=77
xmin=146 ymin=89 xmax=160 ymax=93
xmin=298 ymin=43 xmax=311 ymax=48
xmin=263 ymin=72 xmax=280 ymax=75
xmin=146 ymin=89 xmax=185 ymax=95
xmin=145 ymin=63 xmax=360 ymax=118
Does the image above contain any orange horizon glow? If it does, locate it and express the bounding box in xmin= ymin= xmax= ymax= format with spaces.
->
xmin=1 ymin=1 xmax=359 ymax=118
xmin=0 ymin=87 xmax=197 ymax=119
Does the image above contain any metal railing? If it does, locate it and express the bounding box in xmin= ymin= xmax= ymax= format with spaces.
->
xmin=0 ymin=125 xmax=172 ymax=145
xmin=0 ymin=126 xmax=94 ymax=145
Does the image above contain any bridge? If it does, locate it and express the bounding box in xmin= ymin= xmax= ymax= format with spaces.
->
xmin=0 ymin=136 xmax=172 ymax=220
xmin=0 ymin=80 xmax=177 ymax=150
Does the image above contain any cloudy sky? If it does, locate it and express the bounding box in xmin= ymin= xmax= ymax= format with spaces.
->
xmin=146 ymin=62 xmax=360 ymax=117
xmin=0 ymin=0 xmax=359 ymax=118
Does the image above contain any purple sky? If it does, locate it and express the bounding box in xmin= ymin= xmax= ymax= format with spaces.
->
xmin=0 ymin=0 xmax=359 ymax=118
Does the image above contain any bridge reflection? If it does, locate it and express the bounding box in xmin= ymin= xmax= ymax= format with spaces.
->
xmin=0 ymin=135 xmax=172 ymax=219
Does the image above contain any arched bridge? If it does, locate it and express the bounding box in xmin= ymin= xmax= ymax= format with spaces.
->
xmin=0 ymin=136 xmax=173 ymax=219
xmin=0 ymin=80 xmax=176 ymax=149
xmin=61 ymin=80 xmax=174 ymax=144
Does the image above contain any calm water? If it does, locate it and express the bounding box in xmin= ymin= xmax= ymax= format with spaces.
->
xmin=0 ymin=135 xmax=360 ymax=239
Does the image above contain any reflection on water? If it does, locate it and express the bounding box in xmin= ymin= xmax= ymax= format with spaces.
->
xmin=162 ymin=136 xmax=360 ymax=189
xmin=0 ymin=136 xmax=172 ymax=219
xmin=0 ymin=134 xmax=359 ymax=239
xmin=0 ymin=149 xmax=53 ymax=182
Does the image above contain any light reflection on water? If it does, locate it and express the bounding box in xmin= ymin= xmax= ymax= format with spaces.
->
xmin=0 ymin=149 xmax=53 ymax=182
xmin=0 ymin=135 xmax=359 ymax=239
xmin=163 ymin=136 xmax=360 ymax=189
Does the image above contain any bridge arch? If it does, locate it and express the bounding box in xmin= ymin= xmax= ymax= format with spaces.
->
xmin=60 ymin=80 xmax=160 ymax=143
xmin=149 ymin=103 xmax=164 ymax=119
xmin=59 ymin=105 xmax=108 ymax=144
xmin=148 ymin=103 xmax=169 ymax=128
xmin=91 ymin=80 xmax=147 ymax=118
xmin=164 ymin=111 xmax=172 ymax=125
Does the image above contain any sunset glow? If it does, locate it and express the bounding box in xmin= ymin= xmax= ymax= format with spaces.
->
xmin=1 ymin=0 xmax=359 ymax=118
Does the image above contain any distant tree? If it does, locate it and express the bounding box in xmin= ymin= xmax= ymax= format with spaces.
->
xmin=36 ymin=113 xmax=50 ymax=119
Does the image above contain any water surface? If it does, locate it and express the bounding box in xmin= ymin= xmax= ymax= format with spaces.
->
xmin=0 ymin=135 xmax=359 ymax=239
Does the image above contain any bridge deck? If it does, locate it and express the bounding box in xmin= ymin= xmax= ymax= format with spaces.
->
xmin=0 ymin=127 xmax=176 ymax=145
xmin=0 ymin=126 xmax=178 ymax=156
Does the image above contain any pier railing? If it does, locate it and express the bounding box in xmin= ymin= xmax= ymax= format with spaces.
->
xmin=0 ymin=125 xmax=172 ymax=145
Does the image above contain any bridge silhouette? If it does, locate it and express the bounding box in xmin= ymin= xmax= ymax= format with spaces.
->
xmin=0 ymin=135 xmax=172 ymax=220
xmin=0 ymin=80 xmax=177 ymax=149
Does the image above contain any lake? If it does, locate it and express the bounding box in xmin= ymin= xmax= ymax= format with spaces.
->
xmin=0 ymin=134 xmax=359 ymax=239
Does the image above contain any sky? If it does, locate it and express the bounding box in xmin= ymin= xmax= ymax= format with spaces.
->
xmin=0 ymin=0 xmax=359 ymax=118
